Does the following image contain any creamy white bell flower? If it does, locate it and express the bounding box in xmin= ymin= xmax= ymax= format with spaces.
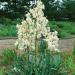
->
xmin=15 ymin=0 xmax=59 ymax=52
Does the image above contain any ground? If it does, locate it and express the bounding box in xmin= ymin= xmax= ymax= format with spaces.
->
xmin=0 ymin=38 xmax=74 ymax=54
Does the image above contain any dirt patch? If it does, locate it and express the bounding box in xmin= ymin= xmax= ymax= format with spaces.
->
xmin=59 ymin=38 xmax=75 ymax=51
xmin=0 ymin=39 xmax=16 ymax=54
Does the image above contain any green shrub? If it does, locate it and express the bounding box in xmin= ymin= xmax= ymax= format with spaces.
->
xmin=49 ymin=21 xmax=75 ymax=38
xmin=8 ymin=56 xmax=26 ymax=75
xmin=0 ymin=68 xmax=6 ymax=75
xmin=1 ymin=49 xmax=17 ymax=65
xmin=0 ymin=25 xmax=17 ymax=37
xmin=66 ymin=56 xmax=74 ymax=69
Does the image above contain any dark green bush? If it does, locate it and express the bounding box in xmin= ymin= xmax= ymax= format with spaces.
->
xmin=0 ymin=17 xmax=16 ymax=26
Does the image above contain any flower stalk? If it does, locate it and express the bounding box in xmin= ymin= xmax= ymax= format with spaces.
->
xmin=15 ymin=0 xmax=59 ymax=54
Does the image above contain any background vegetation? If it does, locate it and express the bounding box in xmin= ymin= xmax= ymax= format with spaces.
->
xmin=0 ymin=43 xmax=75 ymax=75
xmin=0 ymin=0 xmax=75 ymax=38
xmin=0 ymin=0 xmax=75 ymax=75
xmin=0 ymin=0 xmax=75 ymax=20
xmin=49 ymin=21 xmax=75 ymax=38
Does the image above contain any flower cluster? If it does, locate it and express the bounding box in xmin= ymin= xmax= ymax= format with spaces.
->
xmin=15 ymin=0 xmax=59 ymax=52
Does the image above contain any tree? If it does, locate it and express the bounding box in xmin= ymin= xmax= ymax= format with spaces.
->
xmin=41 ymin=0 xmax=62 ymax=20
xmin=0 ymin=0 xmax=30 ymax=19
xmin=62 ymin=0 xmax=75 ymax=20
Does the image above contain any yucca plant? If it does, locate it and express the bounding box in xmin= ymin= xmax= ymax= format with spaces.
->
xmin=8 ymin=0 xmax=67 ymax=75
xmin=8 ymin=52 xmax=67 ymax=75
xmin=8 ymin=39 xmax=67 ymax=75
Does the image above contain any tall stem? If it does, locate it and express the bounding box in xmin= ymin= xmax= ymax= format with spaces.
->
xmin=35 ymin=30 xmax=37 ymax=75
xmin=34 ymin=19 xmax=38 ymax=74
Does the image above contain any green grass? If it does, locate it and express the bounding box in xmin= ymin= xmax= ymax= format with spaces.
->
xmin=49 ymin=21 xmax=75 ymax=38
xmin=0 ymin=17 xmax=21 ymax=37
xmin=0 ymin=25 xmax=17 ymax=37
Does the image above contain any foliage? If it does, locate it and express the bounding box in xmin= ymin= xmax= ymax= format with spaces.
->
xmin=1 ymin=49 xmax=17 ymax=65
xmin=73 ymin=41 xmax=75 ymax=59
xmin=0 ymin=17 xmax=22 ymax=26
xmin=42 ymin=0 xmax=62 ymax=20
xmin=0 ymin=0 xmax=30 ymax=19
xmin=41 ymin=0 xmax=75 ymax=20
xmin=1 ymin=43 xmax=75 ymax=75
xmin=49 ymin=21 xmax=75 ymax=38
xmin=7 ymin=51 xmax=67 ymax=75
xmin=0 ymin=0 xmax=75 ymax=20
xmin=0 ymin=68 xmax=6 ymax=75
xmin=0 ymin=17 xmax=21 ymax=37
xmin=66 ymin=56 xmax=74 ymax=69
xmin=62 ymin=0 xmax=75 ymax=20
xmin=2 ymin=49 xmax=75 ymax=75
xmin=60 ymin=50 xmax=75 ymax=75
xmin=0 ymin=25 xmax=17 ymax=37
xmin=8 ymin=56 xmax=26 ymax=75
xmin=0 ymin=17 xmax=17 ymax=26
